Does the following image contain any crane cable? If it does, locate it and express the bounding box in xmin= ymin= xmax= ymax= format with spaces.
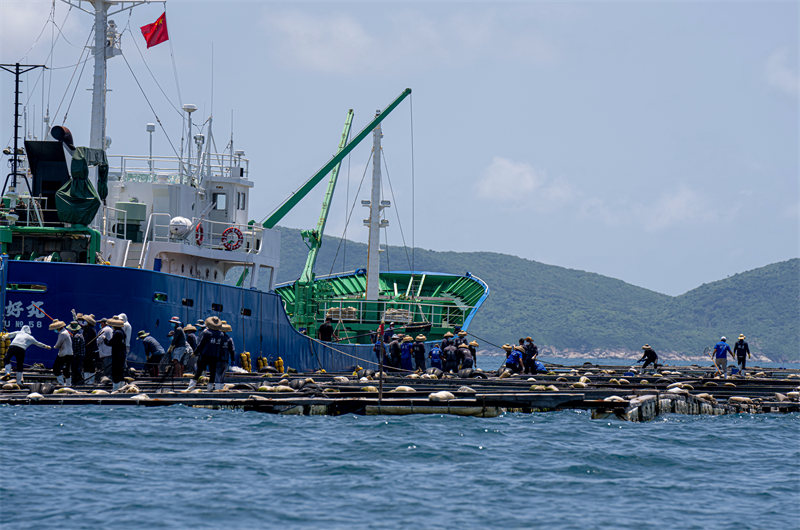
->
xmin=119 ymin=49 xmax=184 ymax=166
xmin=328 ymin=149 xmax=373 ymax=276
xmin=380 ymin=149 xmax=412 ymax=270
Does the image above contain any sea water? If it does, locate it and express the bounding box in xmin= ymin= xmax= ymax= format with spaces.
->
xmin=3 ymin=404 xmax=798 ymax=529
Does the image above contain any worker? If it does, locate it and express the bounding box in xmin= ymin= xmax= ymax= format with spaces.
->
xmin=504 ymin=345 xmax=525 ymax=373
xmin=138 ymin=330 xmax=165 ymax=377
xmin=68 ymin=321 xmax=85 ymax=386
xmin=440 ymin=331 xmax=455 ymax=352
xmin=383 ymin=322 xmax=395 ymax=344
xmin=187 ymin=316 xmax=224 ymax=391
xmin=399 ymin=335 xmax=414 ymax=371
xmin=469 ymin=340 xmax=479 ymax=367
xmin=96 ymin=317 xmax=113 ymax=379
xmin=388 ymin=335 xmax=402 ymax=369
xmin=454 ymin=330 xmax=469 ymax=348
xmin=373 ymin=339 xmax=387 ymax=365
xmin=51 ymin=320 xmax=73 ymax=386
xmin=443 ymin=343 xmax=459 ymax=373
xmin=711 ymin=336 xmax=734 ymax=378
xmin=412 ymin=335 xmax=427 ymax=371
xmin=3 ymin=325 xmax=51 ymax=386
xmin=318 ymin=317 xmax=335 ymax=342
xmin=733 ymin=334 xmax=751 ymax=376
xmin=459 ymin=343 xmax=474 ymax=369
xmin=428 ymin=344 xmax=443 ymax=369
xmin=523 ymin=337 xmax=538 ymax=374
xmin=79 ymin=314 xmax=99 ymax=384
xmin=106 ymin=316 xmax=127 ymax=391
xmin=216 ymin=321 xmax=235 ymax=390
xmin=184 ymin=324 xmax=198 ymax=351
xmin=116 ymin=313 xmax=132 ymax=355
xmin=637 ymin=344 xmax=659 ymax=373
xmin=168 ymin=316 xmax=187 ymax=377
xmin=183 ymin=324 xmax=198 ymax=373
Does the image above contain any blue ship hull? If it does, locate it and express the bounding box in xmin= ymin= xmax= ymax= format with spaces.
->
xmin=3 ymin=261 xmax=373 ymax=372
xmin=2 ymin=261 xmax=487 ymax=373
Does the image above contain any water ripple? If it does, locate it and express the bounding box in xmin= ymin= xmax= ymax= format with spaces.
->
xmin=2 ymin=406 xmax=798 ymax=529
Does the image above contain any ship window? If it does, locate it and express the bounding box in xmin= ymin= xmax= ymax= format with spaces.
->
xmin=237 ymin=192 xmax=246 ymax=210
xmin=153 ymin=292 xmax=168 ymax=302
xmin=182 ymin=298 xmax=194 ymax=307
xmin=241 ymin=308 xmax=252 ymax=316
xmin=7 ymin=283 xmax=47 ymax=292
xmin=213 ymin=193 xmax=227 ymax=211
xmin=211 ymin=303 xmax=223 ymax=312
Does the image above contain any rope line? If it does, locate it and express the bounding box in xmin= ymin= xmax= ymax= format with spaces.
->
xmin=126 ymin=24 xmax=183 ymax=119
xmin=380 ymin=149 xmax=412 ymax=269
xmin=328 ymin=150 xmax=372 ymax=275
xmin=119 ymin=50 xmax=184 ymax=163
xmin=410 ymin=93 xmax=415 ymax=273
xmin=52 ymin=27 xmax=93 ymax=123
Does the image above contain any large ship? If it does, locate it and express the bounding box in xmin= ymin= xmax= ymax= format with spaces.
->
xmin=0 ymin=0 xmax=489 ymax=373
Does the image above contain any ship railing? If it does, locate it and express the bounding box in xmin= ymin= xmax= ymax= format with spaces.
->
xmin=317 ymin=298 xmax=472 ymax=328
xmin=108 ymin=152 xmax=250 ymax=185
xmin=140 ymin=212 xmax=262 ymax=265
xmin=4 ymin=195 xmax=123 ymax=234
xmin=91 ymin=205 xmax=128 ymax=240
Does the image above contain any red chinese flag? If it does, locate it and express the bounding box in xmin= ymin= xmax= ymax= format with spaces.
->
xmin=140 ymin=12 xmax=169 ymax=48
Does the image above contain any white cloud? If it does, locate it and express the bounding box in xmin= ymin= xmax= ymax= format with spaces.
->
xmin=766 ymin=47 xmax=800 ymax=97
xmin=261 ymin=9 xmax=558 ymax=74
xmin=638 ymin=185 xmax=712 ymax=232
xmin=475 ymin=156 xmax=574 ymax=211
xmin=0 ymin=1 xmax=82 ymax=62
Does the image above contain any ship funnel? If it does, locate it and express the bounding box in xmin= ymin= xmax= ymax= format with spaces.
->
xmin=50 ymin=126 xmax=75 ymax=150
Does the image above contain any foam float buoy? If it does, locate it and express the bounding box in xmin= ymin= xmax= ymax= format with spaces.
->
xmin=429 ymin=391 xmax=455 ymax=401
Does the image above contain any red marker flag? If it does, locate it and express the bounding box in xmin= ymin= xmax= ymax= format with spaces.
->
xmin=140 ymin=12 xmax=169 ymax=48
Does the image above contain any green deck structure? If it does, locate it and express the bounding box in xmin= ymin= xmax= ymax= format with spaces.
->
xmin=275 ymin=270 xmax=489 ymax=344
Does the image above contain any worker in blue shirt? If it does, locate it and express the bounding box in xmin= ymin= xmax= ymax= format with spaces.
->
xmin=711 ymin=336 xmax=734 ymax=378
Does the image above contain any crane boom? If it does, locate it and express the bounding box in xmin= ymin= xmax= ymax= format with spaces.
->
xmin=259 ymin=88 xmax=411 ymax=229
xmin=291 ymin=110 xmax=355 ymax=334
xmin=299 ymin=109 xmax=354 ymax=284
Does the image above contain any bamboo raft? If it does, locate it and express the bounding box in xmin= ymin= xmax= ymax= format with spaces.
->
xmin=2 ymin=363 xmax=798 ymax=421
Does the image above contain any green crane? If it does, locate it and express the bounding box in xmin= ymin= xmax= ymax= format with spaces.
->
xmin=293 ymin=109 xmax=354 ymax=334
xmin=254 ymin=88 xmax=412 ymax=336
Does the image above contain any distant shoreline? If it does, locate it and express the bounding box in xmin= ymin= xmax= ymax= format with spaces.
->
xmin=478 ymin=347 xmax=781 ymax=363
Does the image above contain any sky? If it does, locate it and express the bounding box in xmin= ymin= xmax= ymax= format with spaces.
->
xmin=1 ymin=0 xmax=798 ymax=295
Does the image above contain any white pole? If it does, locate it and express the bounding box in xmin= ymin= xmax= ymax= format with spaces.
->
xmin=89 ymin=0 xmax=108 ymax=150
xmin=365 ymin=112 xmax=382 ymax=301
xmin=147 ymin=123 xmax=155 ymax=176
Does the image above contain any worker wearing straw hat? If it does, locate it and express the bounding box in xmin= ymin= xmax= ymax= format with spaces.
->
xmin=79 ymin=314 xmax=99 ymax=384
xmin=214 ymin=321 xmax=235 ymax=390
xmin=107 ymin=316 xmax=127 ymax=391
xmin=412 ymin=334 xmax=427 ymax=372
xmin=68 ymin=321 xmax=86 ymax=386
xmin=186 ymin=316 xmax=224 ymax=391
xmin=733 ymin=334 xmax=751 ymax=376
xmin=50 ymin=320 xmax=73 ymax=386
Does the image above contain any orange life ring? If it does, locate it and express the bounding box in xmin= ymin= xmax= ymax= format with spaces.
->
xmin=195 ymin=223 xmax=204 ymax=245
xmin=221 ymin=226 xmax=243 ymax=251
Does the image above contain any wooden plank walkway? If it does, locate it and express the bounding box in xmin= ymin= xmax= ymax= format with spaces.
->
xmin=1 ymin=363 xmax=798 ymax=421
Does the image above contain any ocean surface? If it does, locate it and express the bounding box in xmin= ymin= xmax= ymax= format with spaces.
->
xmin=4 ymin=403 xmax=798 ymax=529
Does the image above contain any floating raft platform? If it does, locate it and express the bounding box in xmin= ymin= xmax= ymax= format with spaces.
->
xmin=2 ymin=363 xmax=798 ymax=422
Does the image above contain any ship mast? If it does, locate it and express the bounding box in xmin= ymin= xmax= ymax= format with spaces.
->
xmin=364 ymin=111 xmax=389 ymax=301
xmin=63 ymin=0 xmax=148 ymax=148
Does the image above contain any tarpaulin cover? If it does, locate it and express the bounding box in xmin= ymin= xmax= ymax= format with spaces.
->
xmin=55 ymin=147 xmax=101 ymax=225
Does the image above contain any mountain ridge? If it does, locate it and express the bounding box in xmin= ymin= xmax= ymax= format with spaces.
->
xmin=274 ymin=226 xmax=799 ymax=361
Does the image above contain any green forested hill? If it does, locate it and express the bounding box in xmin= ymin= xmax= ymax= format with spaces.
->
xmin=274 ymin=227 xmax=799 ymax=361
